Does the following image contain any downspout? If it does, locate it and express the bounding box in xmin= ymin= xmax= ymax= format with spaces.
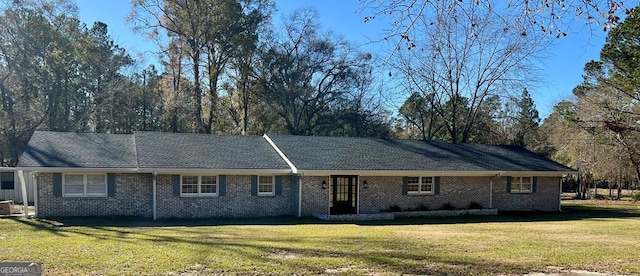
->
xmin=489 ymin=178 xmax=493 ymax=209
xmin=17 ymin=170 xmax=28 ymax=216
xmin=559 ymin=177 xmax=563 ymax=212
xmin=31 ymin=172 xmax=38 ymax=217
xmin=153 ymin=171 xmax=157 ymax=220
xmin=298 ymin=175 xmax=302 ymax=217
xmin=356 ymin=176 xmax=360 ymax=215
xmin=490 ymin=173 xmax=502 ymax=209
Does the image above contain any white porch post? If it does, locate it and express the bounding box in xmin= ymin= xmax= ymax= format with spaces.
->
xmin=31 ymin=172 xmax=38 ymax=217
xmin=17 ymin=170 xmax=28 ymax=216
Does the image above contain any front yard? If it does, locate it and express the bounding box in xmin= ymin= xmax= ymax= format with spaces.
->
xmin=1 ymin=201 xmax=639 ymax=275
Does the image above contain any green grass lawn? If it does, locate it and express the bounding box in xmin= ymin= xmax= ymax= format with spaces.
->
xmin=1 ymin=201 xmax=639 ymax=275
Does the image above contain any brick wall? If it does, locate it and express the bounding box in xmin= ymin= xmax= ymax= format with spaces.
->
xmin=36 ymin=173 xmax=560 ymax=218
xmin=37 ymin=173 xmax=153 ymax=217
xmin=358 ymin=176 xmax=492 ymax=213
xmin=301 ymin=175 xmax=561 ymax=215
xmin=156 ymin=175 xmax=297 ymax=218
xmin=300 ymin=176 xmax=330 ymax=216
xmin=492 ymin=176 xmax=560 ymax=211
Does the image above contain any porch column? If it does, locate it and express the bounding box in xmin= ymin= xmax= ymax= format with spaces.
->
xmin=17 ymin=170 xmax=28 ymax=216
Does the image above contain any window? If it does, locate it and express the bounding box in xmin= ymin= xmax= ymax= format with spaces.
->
xmin=258 ymin=176 xmax=274 ymax=196
xmin=181 ymin=175 xmax=218 ymax=196
xmin=63 ymin=174 xmax=106 ymax=197
xmin=407 ymin=176 xmax=434 ymax=195
xmin=1 ymin=172 xmax=14 ymax=190
xmin=511 ymin=177 xmax=532 ymax=193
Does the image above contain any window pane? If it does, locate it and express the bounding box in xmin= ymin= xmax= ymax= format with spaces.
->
xmin=407 ymin=177 xmax=419 ymax=184
xmin=87 ymin=175 xmax=105 ymax=185
xmin=259 ymin=184 xmax=273 ymax=193
xmin=86 ymin=175 xmax=105 ymax=195
xmin=259 ymin=176 xmax=272 ymax=184
xmin=201 ymin=184 xmax=217 ymax=194
xmin=182 ymin=184 xmax=198 ymax=194
xmin=201 ymin=176 xmax=216 ymax=185
xmin=1 ymin=172 xmax=14 ymax=189
xmin=422 ymin=177 xmax=433 ymax=184
xmin=522 ymin=177 xmax=531 ymax=184
xmin=407 ymin=184 xmax=419 ymax=192
xmin=64 ymin=174 xmax=84 ymax=195
xmin=65 ymin=184 xmax=84 ymax=195
xmin=421 ymin=184 xmax=433 ymax=192
xmin=65 ymin=175 xmax=83 ymax=185
xmin=87 ymin=184 xmax=106 ymax=195
xmin=521 ymin=183 xmax=531 ymax=191
xmin=182 ymin=176 xmax=198 ymax=185
xmin=511 ymin=177 xmax=521 ymax=192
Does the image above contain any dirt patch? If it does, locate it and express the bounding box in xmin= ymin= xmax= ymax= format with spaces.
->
xmin=261 ymin=250 xmax=302 ymax=260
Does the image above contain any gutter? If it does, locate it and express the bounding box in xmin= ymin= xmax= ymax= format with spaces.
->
xmin=15 ymin=167 xmax=139 ymax=173
xmin=297 ymin=170 xmax=575 ymax=177
xmin=136 ymin=168 xmax=292 ymax=175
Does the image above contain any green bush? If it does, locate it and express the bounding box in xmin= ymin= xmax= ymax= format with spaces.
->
xmin=381 ymin=205 xmax=402 ymax=212
xmin=467 ymin=202 xmax=483 ymax=209
xmin=438 ymin=202 xmax=456 ymax=211
xmin=632 ymin=191 xmax=640 ymax=202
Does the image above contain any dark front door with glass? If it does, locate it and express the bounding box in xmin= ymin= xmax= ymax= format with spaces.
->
xmin=330 ymin=175 xmax=357 ymax=215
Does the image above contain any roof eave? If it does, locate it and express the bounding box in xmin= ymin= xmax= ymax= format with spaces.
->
xmin=297 ymin=170 xmax=577 ymax=177
xmin=137 ymin=168 xmax=293 ymax=175
xmin=16 ymin=167 xmax=139 ymax=173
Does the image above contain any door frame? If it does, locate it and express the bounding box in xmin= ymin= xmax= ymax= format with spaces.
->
xmin=329 ymin=175 xmax=359 ymax=215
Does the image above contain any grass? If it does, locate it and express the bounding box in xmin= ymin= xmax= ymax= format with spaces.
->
xmin=1 ymin=201 xmax=639 ymax=275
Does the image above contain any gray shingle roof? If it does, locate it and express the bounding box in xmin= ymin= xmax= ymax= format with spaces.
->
xmin=267 ymin=134 xmax=575 ymax=172
xmin=18 ymin=131 xmax=137 ymax=168
xmin=134 ymin=132 xmax=290 ymax=170
xmin=17 ymin=131 xmax=574 ymax=173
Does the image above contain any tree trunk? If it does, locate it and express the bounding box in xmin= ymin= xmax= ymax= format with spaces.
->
xmin=192 ymin=51 xmax=204 ymax=133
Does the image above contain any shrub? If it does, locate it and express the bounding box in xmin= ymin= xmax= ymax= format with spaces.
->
xmin=438 ymin=202 xmax=456 ymax=211
xmin=632 ymin=191 xmax=640 ymax=202
xmin=382 ymin=205 xmax=402 ymax=212
xmin=467 ymin=202 xmax=483 ymax=209
xmin=407 ymin=204 xmax=429 ymax=211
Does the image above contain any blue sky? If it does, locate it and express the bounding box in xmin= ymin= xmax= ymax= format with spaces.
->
xmin=74 ymin=0 xmax=606 ymax=120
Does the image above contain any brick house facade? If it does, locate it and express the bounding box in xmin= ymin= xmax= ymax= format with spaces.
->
xmin=18 ymin=131 xmax=574 ymax=218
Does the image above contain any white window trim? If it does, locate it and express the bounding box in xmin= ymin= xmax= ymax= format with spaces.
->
xmin=62 ymin=173 xmax=107 ymax=197
xmin=180 ymin=175 xmax=219 ymax=197
xmin=511 ymin=176 xmax=533 ymax=194
xmin=257 ymin=175 xmax=275 ymax=196
xmin=407 ymin=176 xmax=435 ymax=195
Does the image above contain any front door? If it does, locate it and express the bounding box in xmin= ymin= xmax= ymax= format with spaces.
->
xmin=330 ymin=175 xmax=357 ymax=215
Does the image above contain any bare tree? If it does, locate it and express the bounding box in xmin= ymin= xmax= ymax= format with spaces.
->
xmin=393 ymin=1 xmax=546 ymax=143
xmin=359 ymin=0 xmax=631 ymax=55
